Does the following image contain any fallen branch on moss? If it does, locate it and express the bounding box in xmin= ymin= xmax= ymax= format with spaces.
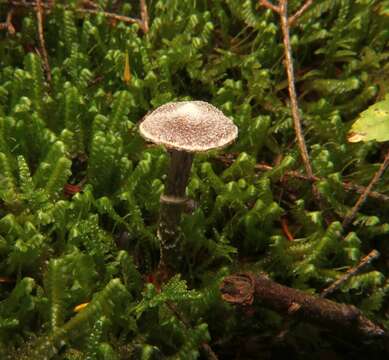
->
xmin=220 ymin=273 xmax=385 ymax=339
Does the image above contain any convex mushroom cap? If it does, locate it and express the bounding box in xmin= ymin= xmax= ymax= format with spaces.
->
xmin=139 ymin=101 xmax=238 ymax=152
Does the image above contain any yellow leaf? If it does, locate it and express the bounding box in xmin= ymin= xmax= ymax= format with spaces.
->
xmin=123 ymin=52 xmax=131 ymax=84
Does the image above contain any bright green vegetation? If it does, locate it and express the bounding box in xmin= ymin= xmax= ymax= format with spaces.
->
xmin=0 ymin=0 xmax=389 ymax=358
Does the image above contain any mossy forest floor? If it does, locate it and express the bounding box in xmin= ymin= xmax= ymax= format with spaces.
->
xmin=1 ymin=1 xmax=389 ymax=359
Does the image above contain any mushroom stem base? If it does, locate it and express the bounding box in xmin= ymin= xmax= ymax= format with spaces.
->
xmin=158 ymin=150 xmax=193 ymax=272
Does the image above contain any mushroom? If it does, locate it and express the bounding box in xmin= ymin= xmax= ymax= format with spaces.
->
xmin=139 ymin=101 xmax=238 ymax=272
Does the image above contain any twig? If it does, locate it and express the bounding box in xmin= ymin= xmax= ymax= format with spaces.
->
xmin=288 ymin=0 xmax=313 ymax=26
xmin=281 ymin=217 xmax=294 ymax=241
xmin=259 ymin=1 xmax=320 ymax=203
xmin=10 ymin=1 xmax=146 ymax=31
xmin=35 ymin=0 xmax=51 ymax=83
xmin=220 ymin=273 xmax=385 ymax=338
xmin=82 ymin=0 xmax=100 ymax=9
xmin=139 ymin=0 xmax=149 ymax=33
xmin=278 ymin=1 xmax=313 ymax=179
xmin=166 ymin=301 xmax=219 ymax=360
xmin=255 ymin=163 xmax=389 ymax=203
xmin=0 ymin=8 xmax=15 ymax=35
xmin=342 ymin=149 xmax=389 ymax=228
xmin=11 ymin=0 xmax=50 ymax=9
xmin=259 ymin=0 xmax=280 ymax=13
xmin=76 ymin=8 xmax=142 ymax=27
xmin=6 ymin=8 xmax=16 ymax=34
xmin=320 ymin=250 xmax=380 ymax=298
xmin=216 ymin=156 xmax=389 ymax=203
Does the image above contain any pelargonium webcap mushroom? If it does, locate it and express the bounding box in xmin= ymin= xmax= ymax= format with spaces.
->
xmin=139 ymin=101 xmax=238 ymax=272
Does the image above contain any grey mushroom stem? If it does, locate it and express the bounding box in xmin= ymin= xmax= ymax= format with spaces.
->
xmin=158 ymin=149 xmax=194 ymax=270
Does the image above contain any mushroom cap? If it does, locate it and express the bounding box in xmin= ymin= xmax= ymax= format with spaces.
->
xmin=139 ymin=101 xmax=238 ymax=153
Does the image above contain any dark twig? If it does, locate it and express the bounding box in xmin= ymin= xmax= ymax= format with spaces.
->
xmin=139 ymin=0 xmax=149 ymax=33
xmin=320 ymin=250 xmax=380 ymax=298
xmin=35 ymin=0 xmax=51 ymax=83
xmin=275 ymin=249 xmax=380 ymax=341
xmin=220 ymin=273 xmax=385 ymax=339
xmin=288 ymin=0 xmax=313 ymax=26
xmin=342 ymin=149 xmax=389 ymax=228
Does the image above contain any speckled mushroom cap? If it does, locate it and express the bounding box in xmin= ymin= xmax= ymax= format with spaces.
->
xmin=139 ymin=101 xmax=238 ymax=152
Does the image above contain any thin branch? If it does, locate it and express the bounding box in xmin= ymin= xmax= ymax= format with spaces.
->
xmin=259 ymin=1 xmax=320 ymax=204
xmin=82 ymin=0 xmax=100 ymax=9
xmin=0 ymin=8 xmax=15 ymax=35
xmin=76 ymin=8 xmax=142 ymax=27
xmin=220 ymin=273 xmax=385 ymax=338
xmin=342 ymin=149 xmax=389 ymax=228
xmin=10 ymin=1 xmax=145 ymax=30
xmin=254 ymin=163 xmax=389 ymax=203
xmin=11 ymin=0 xmax=50 ymax=9
xmin=140 ymin=0 xmax=149 ymax=33
xmin=278 ymin=0 xmax=313 ymax=179
xmin=288 ymin=0 xmax=313 ymax=26
xmin=35 ymin=0 xmax=51 ymax=83
xmin=320 ymin=250 xmax=380 ymax=298
xmin=258 ymin=0 xmax=280 ymax=13
xmin=216 ymin=155 xmax=389 ymax=204
xmin=6 ymin=8 xmax=16 ymax=34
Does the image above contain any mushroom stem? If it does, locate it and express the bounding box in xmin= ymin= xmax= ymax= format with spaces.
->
xmin=158 ymin=149 xmax=194 ymax=270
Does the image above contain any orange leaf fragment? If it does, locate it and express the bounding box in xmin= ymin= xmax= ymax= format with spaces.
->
xmin=73 ymin=302 xmax=89 ymax=312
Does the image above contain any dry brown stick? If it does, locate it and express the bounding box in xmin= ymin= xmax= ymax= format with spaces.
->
xmin=0 ymin=8 xmax=15 ymax=35
xmin=220 ymin=273 xmax=385 ymax=338
xmin=10 ymin=0 xmax=50 ymax=9
xmin=288 ymin=0 xmax=313 ymax=26
xmin=259 ymin=0 xmax=280 ymax=13
xmin=165 ymin=301 xmax=219 ymax=360
xmin=259 ymin=1 xmax=319 ymax=203
xmin=278 ymin=0 xmax=314 ymax=180
xmin=6 ymin=8 xmax=16 ymax=34
xmin=82 ymin=0 xmax=100 ymax=9
xmin=35 ymin=0 xmax=51 ymax=83
xmin=139 ymin=0 xmax=149 ymax=33
xmin=76 ymin=8 xmax=142 ymax=27
xmin=276 ymin=249 xmax=380 ymax=341
xmin=10 ymin=1 xmax=144 ymax=29
xmin=342 ymin=149 xmax=389 ymax=228
xmin=320 ymin=249 xmax=380 ymax=298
